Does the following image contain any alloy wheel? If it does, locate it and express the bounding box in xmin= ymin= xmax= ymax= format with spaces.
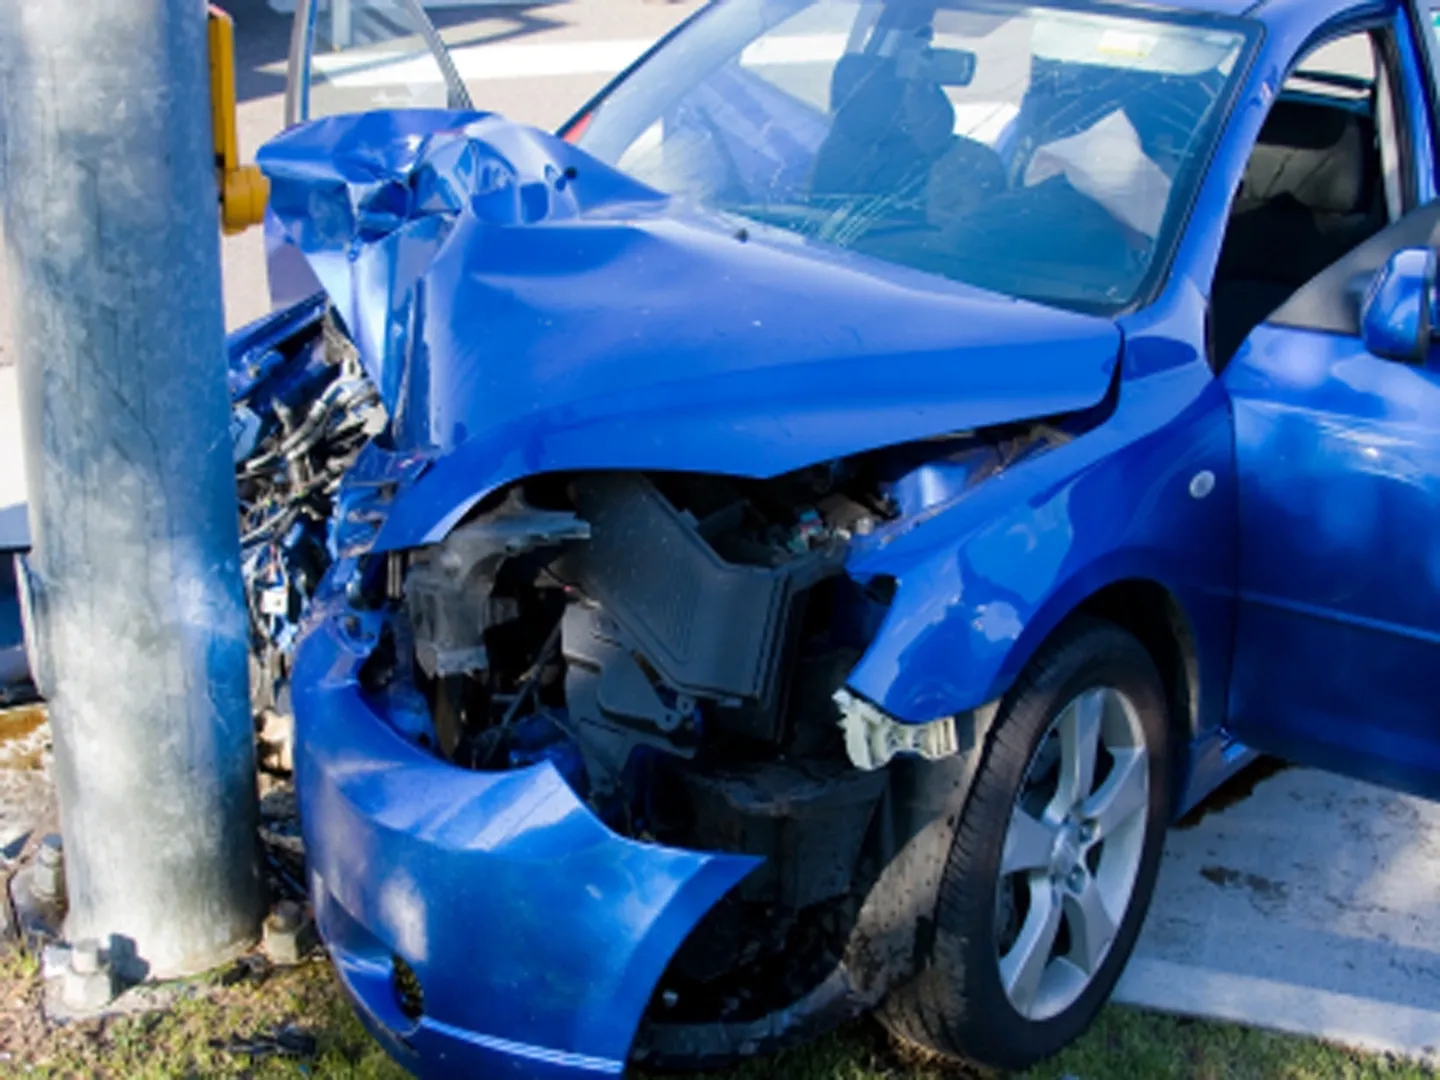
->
xmin=993 ymin=685 xmax=1150 ymax=1021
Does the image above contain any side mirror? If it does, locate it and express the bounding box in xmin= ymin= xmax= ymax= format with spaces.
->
xmin=1361 ymin=247 xmax=1437 ymax=363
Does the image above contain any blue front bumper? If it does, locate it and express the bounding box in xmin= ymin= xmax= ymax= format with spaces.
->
xmin=293 ymin=604 xmax=758 ymax=1079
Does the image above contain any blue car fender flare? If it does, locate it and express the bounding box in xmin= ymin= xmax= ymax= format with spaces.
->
xmin=842 ymin=435 xmax=1206 ymax=731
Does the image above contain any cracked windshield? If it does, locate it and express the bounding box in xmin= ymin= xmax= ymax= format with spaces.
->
xmin=576 ymin=0 xmax=1252 ymax=313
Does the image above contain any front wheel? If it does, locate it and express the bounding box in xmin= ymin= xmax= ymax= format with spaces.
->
xmin=881 ymin=618 xmax=1172 ymax=1071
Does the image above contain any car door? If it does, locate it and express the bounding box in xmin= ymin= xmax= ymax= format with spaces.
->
xmin=1222 ymin=8 xmax=1440 ymax=798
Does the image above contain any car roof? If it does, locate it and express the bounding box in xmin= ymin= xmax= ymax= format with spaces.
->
xmin=1139 ymin=0 xmax=1389 ymax=28
xmin=1147 ymin=0 xmax=1255 ymax=14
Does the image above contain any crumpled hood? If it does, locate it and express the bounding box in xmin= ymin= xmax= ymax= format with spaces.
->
xmin=259 ymin=111 xmax=1121 ymax=548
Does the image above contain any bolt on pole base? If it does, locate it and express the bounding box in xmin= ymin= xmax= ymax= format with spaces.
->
xmin=39 ymin=939 xmax=192 ymax=1024
xmin=261 ymin=900 xmax=314 ymax=966
xmin=7 ymin=833 xmax=66 ymax=954
xmin=59 ymin=938 xmax=116 ymax=1012
xmin=0 ymin=0 xmax=264 ymax=977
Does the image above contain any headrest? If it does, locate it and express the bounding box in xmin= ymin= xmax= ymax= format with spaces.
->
xmin=828 ymin=54 xmax=954 ymax=155
xmin=1241 ymin=98 xmax=1372 ymax=216
xmin=832 ymin=53 xmax=886 ymax=113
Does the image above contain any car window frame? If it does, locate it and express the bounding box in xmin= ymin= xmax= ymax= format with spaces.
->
xmin=1373 ymin=18 xmax=1422 ymax=215
xmin=1412 ymin=1 xmax=1440 ymax=118
xmin=558 ymin=4 xmax=715 ymax=143
xmin=1281 ymin=22 xmax=1418 ymax=220
xmin=1248 ymin=16 xmax=1424 ymax=341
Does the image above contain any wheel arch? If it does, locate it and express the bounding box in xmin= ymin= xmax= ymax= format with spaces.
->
xmin=976 ymin=575 xmax=1202 ymax=814
xmin=874 ymin=583 xmax=1189 ymax=1069
xmin=1065 ymin=579 xmax=1200 ymax=816
xmin=1070 ymin=580 xmax=1198 ymax=732
xmin=847 ymin=548 xmax=1208 ymax=817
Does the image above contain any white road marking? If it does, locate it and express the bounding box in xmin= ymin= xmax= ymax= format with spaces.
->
xmin=309 ymin=33 xmax=853 ymax=88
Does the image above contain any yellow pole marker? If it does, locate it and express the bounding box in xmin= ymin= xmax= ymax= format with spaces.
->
xmin=208 ymin=5 xmax=269 ymax=234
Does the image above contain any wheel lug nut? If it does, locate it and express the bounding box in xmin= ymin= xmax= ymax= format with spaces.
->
xmin=1067 ymin=868 xmax=1085 ymax=892
xmin=1080 ymin=822 xmax=1097 ymax=843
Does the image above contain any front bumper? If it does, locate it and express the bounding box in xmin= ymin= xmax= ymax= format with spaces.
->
xmin=293 ymin=600 xmax=757 ymax=1079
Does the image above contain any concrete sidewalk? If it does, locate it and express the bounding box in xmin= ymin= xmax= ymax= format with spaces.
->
xmin=1117 ymin=765 xmax=1440 ymax=1063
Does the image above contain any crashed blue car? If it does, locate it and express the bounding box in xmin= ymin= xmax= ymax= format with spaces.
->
xmin=126 ymin=0 xmax=1440 ymax=1073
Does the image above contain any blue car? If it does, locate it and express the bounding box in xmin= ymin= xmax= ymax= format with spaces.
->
xmin=39 ymin=0 xmax=1440 ymax=1073
xmin=0 ymin=505 xmax=30 ymax=704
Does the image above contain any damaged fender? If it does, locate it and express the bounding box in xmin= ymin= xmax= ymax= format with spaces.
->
xmin=826 ymin=371 xmax=1236 ymax=1006
xmin=842 ymin=369 xmax=1237 ymax=729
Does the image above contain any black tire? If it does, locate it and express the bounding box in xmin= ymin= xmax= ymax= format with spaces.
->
xmin=880 ymin=617 xmax=1173 ymax=1071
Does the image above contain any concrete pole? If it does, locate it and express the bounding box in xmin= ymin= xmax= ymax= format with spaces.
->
xmin=0 ymin=0 xmax=263 ymax=977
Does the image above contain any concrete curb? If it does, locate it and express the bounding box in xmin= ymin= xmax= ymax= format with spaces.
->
xmin=1117 ymin=956 xmax=1440 ymax=1065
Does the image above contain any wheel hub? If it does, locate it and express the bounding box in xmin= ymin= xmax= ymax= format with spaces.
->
xmin=1048 ymin=820 xmax=1084 ymax=880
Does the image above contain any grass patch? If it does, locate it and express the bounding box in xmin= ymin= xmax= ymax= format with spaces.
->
xmin=1025 ymin=1009 xmax=1434 ymax=1080
xmin=0 ymin=953 xmax=1431 ymax=1079
xmin=1 ymin=957 xmax=408 ymax=1080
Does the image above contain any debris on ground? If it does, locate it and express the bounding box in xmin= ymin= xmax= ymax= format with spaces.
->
xmin=211 ymin=1021 xmax=319 ymax=1061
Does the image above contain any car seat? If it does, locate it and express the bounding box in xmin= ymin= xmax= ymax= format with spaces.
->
xmin=810 ymin=53 xmax=956 ymax=206
xmin=1212 ymin=97 xmax=1385 ymax=364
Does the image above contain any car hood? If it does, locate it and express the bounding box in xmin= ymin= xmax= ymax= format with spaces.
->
xmin=259 ymin=111 xmax=1121 ymax=548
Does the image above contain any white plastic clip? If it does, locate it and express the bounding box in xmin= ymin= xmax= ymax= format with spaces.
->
xmin=835 ymin=688 xmax=960 ymax=771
